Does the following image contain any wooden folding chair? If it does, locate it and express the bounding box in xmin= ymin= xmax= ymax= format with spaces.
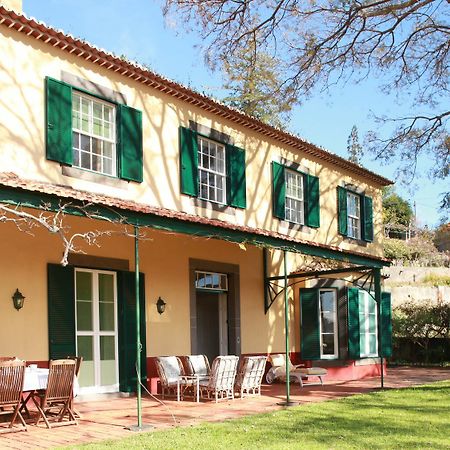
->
xmin=66 ymin=355 xmax=83 ymax=418
xmin=31 ymin=359 xmax=77 ymax=428
xmin=0 ymin=359 xmax=27 ymax=434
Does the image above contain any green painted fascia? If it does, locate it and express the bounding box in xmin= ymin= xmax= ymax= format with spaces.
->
xmin=0 ymin=186 xmax=387 ymax=268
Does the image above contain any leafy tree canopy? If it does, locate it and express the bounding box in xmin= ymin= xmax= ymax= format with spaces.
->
xmin=164 ymin=0 xmax=450 ymax=210
xmin=382 ymin=187 xmax=414 ymax=227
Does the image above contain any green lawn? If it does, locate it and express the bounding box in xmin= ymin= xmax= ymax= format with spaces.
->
xmin=64 ymin=380 xmax=450 ymax=450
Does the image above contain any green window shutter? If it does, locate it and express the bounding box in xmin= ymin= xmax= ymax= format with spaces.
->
xmin=348 ymin=287 xmax=360 ymax=359
xmin=118 ymin=104 xmax=143 ymax=183
xmin=380 ymin=292 xmax=393 ymax=357
xmin=227 ymin=144 xmax=247 ymax=209
xmin=179 ymin=126 xmax=199 ymax=197
xmin=337 ymin=186 xmax=348 ymax=236
xmin=362 ymin=195 xmax=374 ymax=242
xmin=272 ymin=162 xmax=285 ymax=220
xmin=300 ymin=288 xmax=320 ymax=360
xmin=46 ymin=77 xmax=73 ymax=165
xmin=117 ymin=271 xmax=147 ymax=393
xmin=48 ymin=263 xmax=75 ymax=359
xmin=305 ymin=174 xmax=320 ymax=228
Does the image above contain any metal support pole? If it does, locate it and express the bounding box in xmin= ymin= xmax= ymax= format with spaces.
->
xmin=374 ymin=268 xmax=384 ymax=389
xmin=263 ymin=248 xmax=269 ymax=313
xmin=135 ymin=225 xmax=142 ymax=427
xmin=127 ymin=226 xmax=152 ymax=432
xmin=277 ymin=249 xmax=297 ymax=406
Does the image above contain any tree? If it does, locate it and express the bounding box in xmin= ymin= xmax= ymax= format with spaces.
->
xmin=382 ymin=187 xmax=414 ymax=229
xmin=163 ymin=0 xmax=450 ymax=209
xmin=347 ymin=125 xmax=363 ymax=164
xmin=221 ymin=38 xmax=297 ymax=128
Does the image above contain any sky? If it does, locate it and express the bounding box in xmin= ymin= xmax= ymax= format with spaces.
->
xmin=24 ymin=0 xmax=449 ymax=227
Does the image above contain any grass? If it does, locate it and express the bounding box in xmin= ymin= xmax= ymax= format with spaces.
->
xmin=62 ymin=380 xmax=450 ymax=450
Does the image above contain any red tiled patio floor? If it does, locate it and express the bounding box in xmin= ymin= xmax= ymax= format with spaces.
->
xmin=0 ymin=367 xmax=449 ymax=449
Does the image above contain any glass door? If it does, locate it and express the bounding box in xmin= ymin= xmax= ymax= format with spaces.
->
xmin=75 ymin=268 xmax=119 ymax=394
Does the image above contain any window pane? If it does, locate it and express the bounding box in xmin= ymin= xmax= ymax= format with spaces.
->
xmin=369 ymin=334 xmax=377 ymax=354
xmin=320 ymin=291 xmax=335 ymax=312
xmin=77 ymin=336 xmax=94 ymax=388
xmin=100 ymin=336 xmax=117 ymax=386
xmin=76 ymin=272 xmax=92 ymax=301
xmin=322 ymin=334 xmax=335 ymax=355
xmin=99 ymin=303 xmax=114 ymax=331
xmin=77 ymin=301 xmax=93 ymax=331
xmin=321 ymin=313 xmax=335 ymax=333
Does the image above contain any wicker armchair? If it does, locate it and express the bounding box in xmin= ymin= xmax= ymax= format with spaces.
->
xmin=234 ymin=356 xmax=267 ymax=398
xmin=155 ymin=356 xmax=191 ymax=400
xmin=198 ymin=355 xmax=239 ymax=402
xmin=31 ymin=359 xmax=77 ymax=428
xmin=0 ymin=359 xmax=27 ymax=434
xmin=184 ymin=355 xmax=210 ymax=381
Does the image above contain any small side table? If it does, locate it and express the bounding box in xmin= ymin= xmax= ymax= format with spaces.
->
xmin=177 ymin=375 xmax=200 ymax=402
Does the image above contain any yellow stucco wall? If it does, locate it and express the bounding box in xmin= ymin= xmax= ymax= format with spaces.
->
xmin=0 ymin=24 xmax=384 ymax=259
xmin=0 ymin=216 xmax=295 ymax=360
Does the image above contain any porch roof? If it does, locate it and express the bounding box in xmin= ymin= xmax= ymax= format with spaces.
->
xmin=0 ymin=172 xmax=390 ymax=268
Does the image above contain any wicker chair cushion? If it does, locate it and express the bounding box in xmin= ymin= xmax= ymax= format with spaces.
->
xmin=187 ymin=355 xmax=209 ymax=377
xmin=158 ymin=356 xmax=183 ymax=384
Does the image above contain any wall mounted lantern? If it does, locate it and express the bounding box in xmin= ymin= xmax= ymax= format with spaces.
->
xmin=156 ymin=297 xmax=166 ymax=315
xmin=12 ymin=289 xmax=25 ymax=311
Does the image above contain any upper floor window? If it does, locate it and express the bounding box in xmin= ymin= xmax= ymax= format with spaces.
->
xmin=347 ymin=191 xmax=361 ymax=239
xmin=272 ymin=161 xmax=320 ymax=228
xmin=46 ymin=77 xmax=143 ymax=183
xmin=72 ymin=93 xmax=116 ymax=176
xmin=285 ymin=169 xmax=304 ymax=225
xmin=337 ymin=186 xmax=373 ymax=242
xmin=179 ymin=126 xmax=246 ymax=209
xmin=197 ymin=136 xmax=227 ymax=204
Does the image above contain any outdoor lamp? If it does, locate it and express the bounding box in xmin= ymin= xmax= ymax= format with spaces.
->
xmin=12 ymin=288 xmax=25 ymax=311
xmin=156 ymin=297 xmax=166 ymax=314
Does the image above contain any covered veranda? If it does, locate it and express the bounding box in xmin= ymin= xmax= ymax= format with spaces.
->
xmin=0 ymin=173 xmax=389 ymax=425
xmin=0 ymin=366 xmax=449 ymax=449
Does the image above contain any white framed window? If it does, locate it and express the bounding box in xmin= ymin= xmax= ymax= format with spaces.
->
xmin=72 ymin=92 xmax=116 ymax=176
xmin=75 ymin=268 xmax=119 ymax=394
xmin=285 ymin=169 xmax=304 ymax=224
xmin=359 ymin=291 xmax=378 ymax=357
xmin=319 ymin=289 xmax=338 ymax=359
xmin=198 ymin=136 xmax=227 ymax=204
xmin=347 ymin=191 xmax=361 ymax=239
xmin=195 ymin=271 xmax=228 ymax=291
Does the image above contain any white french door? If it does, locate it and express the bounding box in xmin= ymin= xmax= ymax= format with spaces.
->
xmin=75 ymin=268 xmax=119 ymax=394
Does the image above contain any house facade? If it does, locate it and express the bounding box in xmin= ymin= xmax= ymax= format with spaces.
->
xmin=0 ymin=0 xmax=392 ymax=395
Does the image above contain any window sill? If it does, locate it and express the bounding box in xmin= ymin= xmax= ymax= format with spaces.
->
xmin=278 ymin=219 xmax=311 ymax=234
xmin=190 ymin=197 xmax=237 ymax=215
xmin=62 ymin=166 xmax=129 ymax=188
xmin=341 ymin=236 xmax=368 ymax=247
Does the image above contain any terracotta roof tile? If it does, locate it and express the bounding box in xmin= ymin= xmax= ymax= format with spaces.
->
xmin=0 ymin=173 xmax=389 ymax=264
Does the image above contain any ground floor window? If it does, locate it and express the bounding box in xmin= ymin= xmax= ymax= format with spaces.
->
xmin=319 ymin=289 xmax=338 ymax=359
xmin=359 ymin=291 xmax=378 ymax=357
xmin=75 ymin=268 xmax=119 ymax=394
